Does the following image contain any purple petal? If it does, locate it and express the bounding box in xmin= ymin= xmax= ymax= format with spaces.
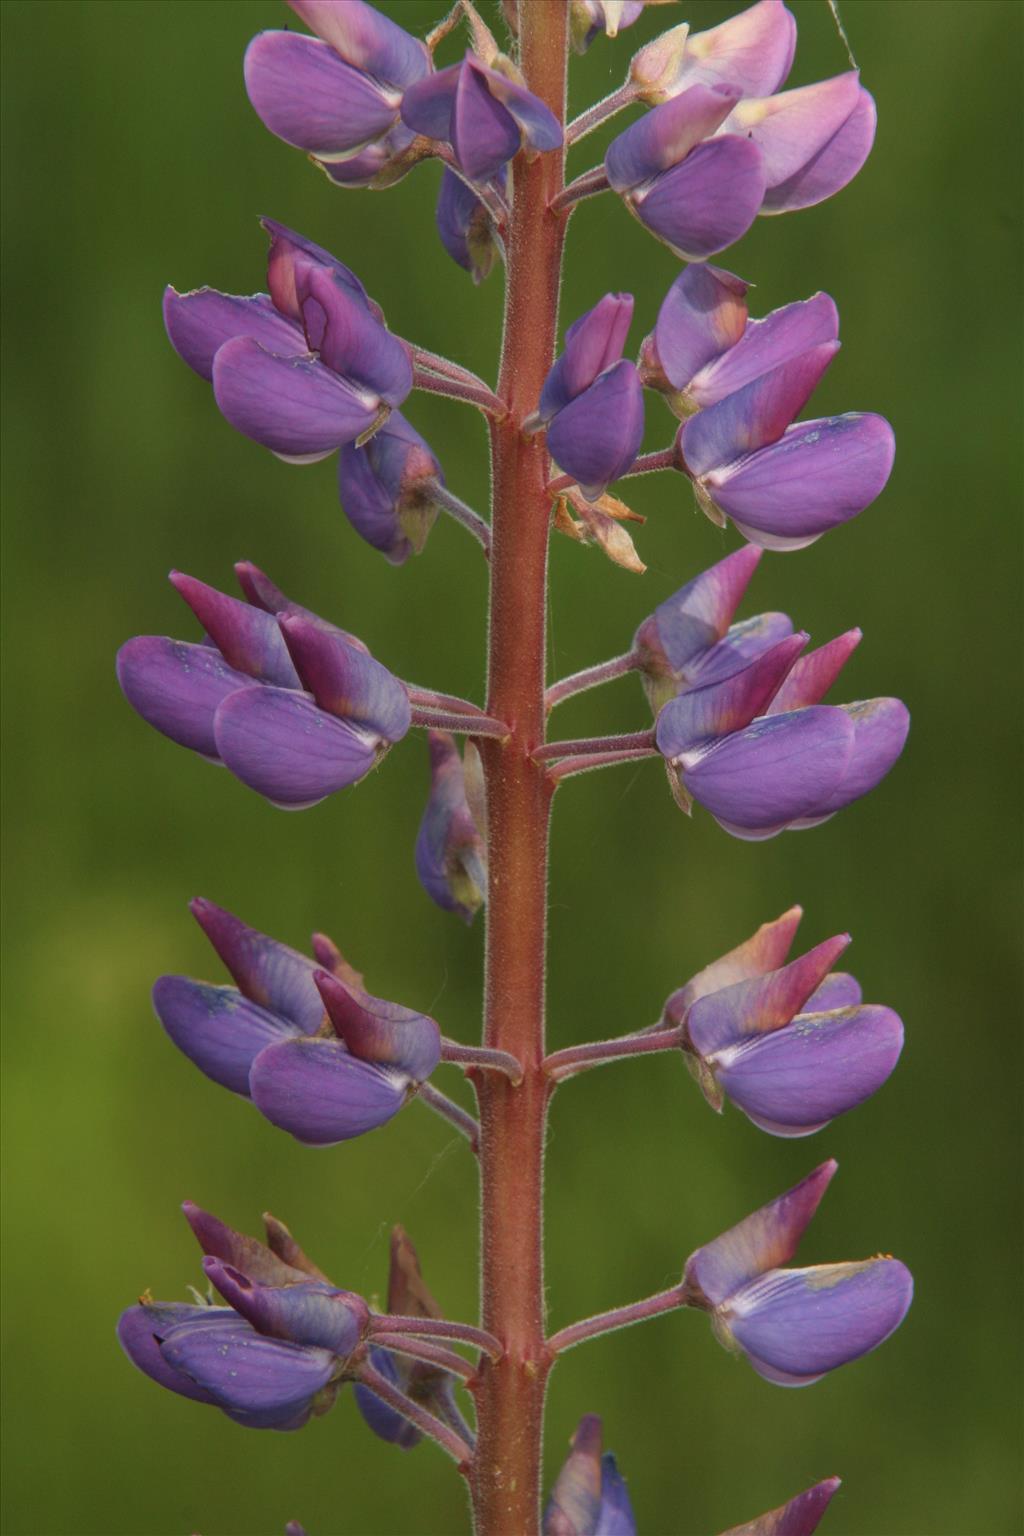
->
xmin=338 ymin=409 xmax=442 ymax=563
xmin=686 ymin=933 xmax=852 ymax=1055
xmin=682 ymin=343 xmax=838 ymax=477
xmin=262 ymin=218 xmax=373 ymax=322
xmin=683 ymin=1161 xmax=837 ymax=1306
xmin=677 ymin=0 xmax=796 ymax=100
xmin=213 ymin=686 xmax=384 ymax=808
xmin=806 ymin=698 xmax=909 ymax=818
xmin=244 ymin=32 xmax=400 ymax=159
xmin=117 ymin=1303 xmax=227 ymax=1403
xmin=152 ymin=976 xmax=300 ymax=1096
xmin=414 ymin=731 xmax=487 ymax=923
xmin=317 ymin=126 xmax=416 ymax=188
xmin=546 ymin=360 xmax=645 ymax=501
xmin=203 ymin=1258 xmax=367 ymax=1356
xmin=766 ymin=629 xmax=861 ymax=713
xmin=652 ymin=265 xmax=750 ymax=394
xmin=297 ymin=265 xmax=412 ymax=404
xmin=116 ymin=635 xmax=252 ymax=758
xmin=718 ymin=1477 xmax=842 ymax=1536
xmin=168 ymin=572 xmax=300 ymax=686
xmin=182 ymin=1201 xmax=313 ymax=1287
xmin=689 ymin=613 xmax=797 ymax=688
xmin=726 ymin=1257 xmax=913 ymax=1385
xmin=286 ymin=1 xmax=429 ymax=90
xmin=692 ymin=292 xmax=839 ymax=407
xmin=572 ymin=0 xmax=646 ymax=53
xmin=635 ymin=544 xmax=764 ymax=701
xmin=656 ymin=633 xmax=808 ymax=758
xmin=544 ymin=1414 xmax=604 ymax=1536
xmin=666 ymin=905 xmax=803 ymax=1022
xmin=450 ymin=58 xmax=522 ymax=184
xmin=714 ymin=1004 xmax=904 ymax=1135
xmin=400 ymin=61 xmax=460 ymax=141
xmin=683 ymin=706 xmax=855 ymax=835
xmin=314 ymin=969 xmax=441 ymax=1082
xmin=249 ymin=1037 xmax=407 ymax=1144
xmin=163 ymin=287 xmax=304 ymax=382
xmin=211 ymin=336 xmax=380 ymax=456
xmin=633 ymin=135 xmax=767 ymax=260
xmin=469 ymin=55 xmax=562 ymax=154
xmin=606 ymin=84 xmax=741 ymax=191
xmin=436 ymin=167 xmax=503 ymax=283
xmin=763 ymin=88 xmax=876 ymax=213
xmin=354 ymin=1346 xmax=422 ymax=1447
xmin=805 ymin=972 xmax=861 ymax=1011
xmin=158 ymin=1315 xmax=336 ymax=1424
xmin=726 ymin=73 xmax=862 ymax=190
xmin=718 ymin=413 xmax=896 ymax=549
xmin=539 ymin=294 xmax=634 ymax=422
xmin=278 ymin=614 xmax=410 ymax=741
xmin=188 ymin=897 xmax=325 ymax=1034
xmin=597 ymin=1455 xmax=637 ymax=1536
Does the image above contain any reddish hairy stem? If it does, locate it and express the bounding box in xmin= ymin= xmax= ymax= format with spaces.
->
xmin=548 ymin=164 xmax=611 ymax=214
xmin=371 ymin=1314 xmax=503 ymax=1361
xmin=370 ymin=1333 xmax=480 ymax=1384
xmin=356 ymin=1361 xmax=473 ymax=1469
xmin=547 ymin=747 xmax=657 ymax=783
xmin=545 ymin=651 xmax=640 ymax=710
xmin=413 ymin=366 xmax=507 ymax=418
xmin=534 ymin=729 xmax=656 ymax=761
xmin=441 ymin=1039 xmax=524 ymax=1082
xmin=544 ymin=1026 xmax=682 ymax=1082
xmin=547 ymin=1285 xmax=686 ymax=1356
xmin=417 ymin=1082 xmax=481 ymax=1152
xmin=409 ymin=707 xmax=511 ymax=738
xmin=472 ymin=6 xmax=569 ymax=1531
xmin=405 ymin=687 xmax=489 ymax=717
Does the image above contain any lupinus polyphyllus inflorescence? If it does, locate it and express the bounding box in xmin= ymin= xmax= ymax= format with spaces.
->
xmin=118 ymin=2 xmax=913 ymax=1531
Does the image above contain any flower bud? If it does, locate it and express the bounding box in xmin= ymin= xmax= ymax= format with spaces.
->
xmin=415 ymin=732 xmax=488 ymax=923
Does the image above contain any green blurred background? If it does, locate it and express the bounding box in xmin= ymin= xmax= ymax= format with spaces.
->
xmin=2 ymin=2 xmax=1021 ymax=1532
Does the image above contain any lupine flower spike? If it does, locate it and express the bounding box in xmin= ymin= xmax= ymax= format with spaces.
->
xmin=682 ymin=1162 xmax=913 ymax=1385
xmin=121 ymin=1 xmax=913 ymax=1527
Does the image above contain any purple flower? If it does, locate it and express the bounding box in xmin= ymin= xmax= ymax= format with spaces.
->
xmin=641 ymin=265 xmax=840 ymax=420
xmin=117 ymin=1203 xmax=369 ymax=1430
xmin=164 ymin=219 xmax=412 ymax=459
xmin=719 ymin=1478 xmax=842 ymax=1536
xmin=634 ymin=544 xmax=775 ymax=713
xmin=116 ymin=563 xmax=411 ymax=808
xmin=401 ymin=51 xmax=562 ymax=185
xmin=666 ymin=286 xmax=893 ymax=550
xmin=666 ymin=918 xmax=903 ymax=1136
xmin=339 ymin=410 xmax=445 ymax=563
xmin=244 ymin=0 xmax=430 ymax=178
xmin=543 ymin=1414 xmax=637 ymax=1536
xmin=528 ymin=295 xmax=645 ymax=500
xmin=355 ymin=1227 xmax=465 ymax=1450
xmin=415 ymin=732 xmax=487 ymax=924
xmin=570 ymin=0 xmax=646 ymax=55
xmin=682 ymin=1161 xmax=913 ymax=1386
xmin=606 ymin=66 xmax=875 ymax=259
xmin=436 ymin=167 xmax=506 ymax=282
xmin=630 ymin=0 xmax=797 ymax=105
xmin=151 ymin=899 xmax=440 ymax=1145
xmin=654 ymin=610 xmax=909 ymax=838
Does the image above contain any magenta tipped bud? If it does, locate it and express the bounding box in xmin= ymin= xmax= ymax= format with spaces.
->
xmin=543 ymin=1414 xmax=637 ymax=1535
